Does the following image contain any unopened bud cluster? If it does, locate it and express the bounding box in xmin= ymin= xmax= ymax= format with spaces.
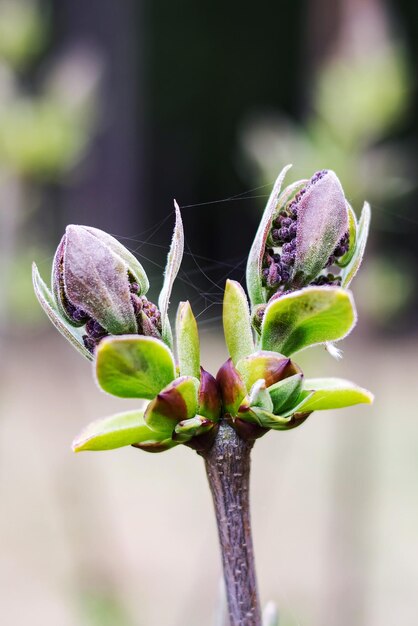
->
xmin=262 ymin=170 xmax=350 ymax=297
xmin=52 ymin=225 xmax=161 ymax=354
xmin=129 ymin=281 xmax=162 ymax=338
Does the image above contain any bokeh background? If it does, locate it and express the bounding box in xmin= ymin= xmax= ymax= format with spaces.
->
xmin=1 ymin=0 xmax=417 ymax=624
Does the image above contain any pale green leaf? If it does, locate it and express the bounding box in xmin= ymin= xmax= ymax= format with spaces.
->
xmin=249 ymin=406 xmax=294 ymax=430
xmin=294 ymin=377 xmax=374 ymax=412
xmin=173 ymin=415 xmax=212 ymax=443
xmin=236 ymin=351 xmax=296 ymax=389
xmin=248 ymin=379 xmax=274 ymax=412
xmin=246 ymin=164 xmax=292 ymax=306
xmin=176 ymin=301 xmax=200 ymax=378
xmin=32 ymin=262 xmax=92 ymax=361
xmin=223 ymin=279 xmax=255 ymax=363
xmin=144 ymin=376 xmax=200 ymax=435
xmin=72 ymin=409 xmax=169 ymax=452
xmin=261 ymin=286 xmax=357 ymax=355
xmin=341 ymin=201 xmax=371 ymax=287
xmin=336 ymin=202 xmax=357 ymax=268
xmin=268 ymin=373 xmax=303 ymax=413
xmin=95 ymin=335 xmax=176 ymax=398
xmin=158 ymin=202 xmax=184 ymax=348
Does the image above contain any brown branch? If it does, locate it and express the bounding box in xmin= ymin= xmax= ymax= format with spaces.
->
xmin=201 ymin=420 xmax=262 ymax=626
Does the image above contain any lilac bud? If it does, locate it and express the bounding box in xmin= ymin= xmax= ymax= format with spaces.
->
xmin=246 ymin=165 xmax=357 ymax=307
xmin=52 ymin=225 xmax=161 ymax=346
xmin=292 ymin=170 xmax=349 ymax=286
xmin=257 ymin=170 xmax=350 ymax=299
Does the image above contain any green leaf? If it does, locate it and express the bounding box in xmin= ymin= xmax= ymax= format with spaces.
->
xmin=173 ymin=415 xmax=212 ymax=443
xmin=261 ymin=286 xmax=357 ymax=356
xmin=247 ymin=379 xmax=274 ymax=412
xmin=341 ymin=201 xmax=371 ymax=287
xmin=198 ymin=368 xmax=222 ymax=421
xmin=223 ymin=279 xmax=255 ymax=364
xmin=144 ymin=376 xmax=200 ymax=435
xmin=236 ymin=351 xmax=298 ymax=389
xmin=133 ymin=438 xmax=178 ymax=453
xmin=248 ymin=406 xmax=309 ymax=431
xmin=268 ymin=373 xmax=303 ymax=413
xmin=176 ymin=301 xmax=200 ymax=378
xmin=72 ymin=409 xmax=169 ymax=452
xmin=246 ymin=164 xmax=292 ymax=306
xmin=294 ymin=377 xmax=374 ymax=412
xmin=216 ymin=359 xmax=247 ymax=416
xmin=336 ymin=202 xmax=357 ymax=268
xmin=32 ymin=262 xmax=93 ymax=361
xmin=95 ymin=335 xmax=176 ymax=399
xmin=158 ymin=202 xmax=184 ymax=348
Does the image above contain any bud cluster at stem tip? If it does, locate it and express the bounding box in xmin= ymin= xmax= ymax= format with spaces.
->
xmin=262 ymin=169 xmax=350 ymax=298
xmin=51 ymin=225 xmax=162 ymax=353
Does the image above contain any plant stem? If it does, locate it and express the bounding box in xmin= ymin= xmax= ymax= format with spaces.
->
xmin=201 ymin=420 xmax=262 ymax=626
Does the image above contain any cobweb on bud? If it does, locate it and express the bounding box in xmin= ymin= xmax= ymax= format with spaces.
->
xmin=108 ymin=181 xmax=276 ymax=333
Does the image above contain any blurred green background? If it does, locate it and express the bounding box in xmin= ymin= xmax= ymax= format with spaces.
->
xmin=0 ymin=0 xmax=417 ymax=625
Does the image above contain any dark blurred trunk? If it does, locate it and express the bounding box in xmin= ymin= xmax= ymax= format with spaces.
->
xmin=144 ymin=0 xmax=305 ymax=282
xmin=53 ymin=0 xmax=145 ymax=237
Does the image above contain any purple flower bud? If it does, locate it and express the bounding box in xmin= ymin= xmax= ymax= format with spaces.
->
xmin=260 ymin=170 xmax=350 ymax=298
xmin=85 ymin=319 xmax=107 ymax=340
xmin=51 ymin=225 xmax=161 ymax=344
xmin=281 ymin=217 xmax=292 ymax=228
xmin=281 ymin=242 xmax=294 ymax=255
xmin=281 ymin=252 xmax=295 ymax=266
xmin=289 ymin=222 xmax=297 ymax=238
xmin=278 ymin=226 xmax=289 ymax=241
xmin=292 ymin=170 xmax=349 ymax=285
xmin=266 ymin=263 xmax=281 ymax=288
xmin=281 ymin=267 xmax=290 ymax=282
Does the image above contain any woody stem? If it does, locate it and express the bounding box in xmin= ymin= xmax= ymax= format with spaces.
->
xmin=201 ymin=420 xmax=262 ymax=626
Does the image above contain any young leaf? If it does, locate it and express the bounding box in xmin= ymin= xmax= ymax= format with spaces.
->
xmin=176 ymin=301 xmax=200 ymax=379
xmin=95 ymin=335 xmax=176 ymax=399
xmin=268 ymin=373 xmax=303 ymax=413
xmin=341 ymin=201 xmax=371 ymax=287
xmin=261 ymin=287 xmax=357 ymax=356
xmin=72 ymin=409 xmax=169 ymax=452
xmin=236 ymin=351 xmax=298 ymax=389
xmin=173 ymin=415 xmax=212 ymax=443
xmin=293 ymin=377 xmax=374 ymax=412
xmin=158 ymin=201 xmax=184 ymax=348
xmin=216 ymin=358 xmax=247 ymax=416
xmin=32 ymin=263 xmax=93 ymax=361
xmin=132 ymin=438 xmax=179 ymax=453
xmin=144 ymin=376 xmax=200 ymax=435
xmin=247 ymin=379 xmax=274 ymax=412
xmin=246 ymin=164 xmax=292 ymax=306
xmin=247 ymin=406 xmax=310 ymax=431
xmin=336 ymin=202 xmax=357 ymax=268
xmin=223 ymin=279 xmax=255 ymax=364
xmin=198 ymin=368 xmax=222 ymax=422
